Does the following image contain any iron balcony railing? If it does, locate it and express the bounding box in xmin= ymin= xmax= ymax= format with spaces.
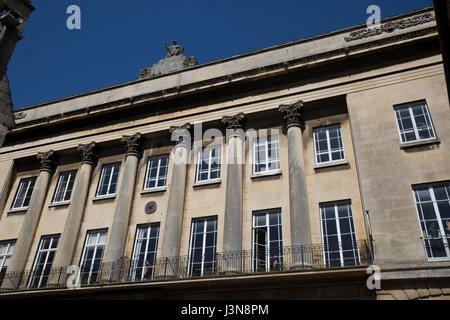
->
xmin=0 ymin=240 xmax=371 ymax=292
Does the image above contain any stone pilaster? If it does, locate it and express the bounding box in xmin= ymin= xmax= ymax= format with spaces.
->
xmin=103 ymin=134 xmax=143 ymax=273
xmin=2 ymin=150 xmax=55 ymax=289
xmin=279 ymin=101 xmax=312 ymax=253
xmin=160 ymin=124 xmax=191 ymax=274
xmin=49 ymin=143 xmax=97 ymax=285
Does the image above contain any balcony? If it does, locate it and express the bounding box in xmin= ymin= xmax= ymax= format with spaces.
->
xmin=0 ymin=241 xmax=371 ymax=293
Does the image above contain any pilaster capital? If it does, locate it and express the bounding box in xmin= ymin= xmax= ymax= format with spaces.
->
xmin=121 ymin=133 xmax=143 ymax=158
xmin=221 ymin=113 xmax=246 ymax=130
xmin=78 ymin=142 xmax=97 ymax=165
xmin=279 ymin=100 xmax=305 ymax=130
xmin=169 ymin=123 xmax=191 ymax=148
xmin=37 ymin=150 xmax=55 ymax=173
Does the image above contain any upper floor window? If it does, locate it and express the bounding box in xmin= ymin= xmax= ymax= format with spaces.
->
xmin=11 ymin=177 xmax=36 ymax=210
xmin=144 ymin=155 xmax=168 ymax=190
xmin=52 ymin=170 xmax=77 ymax=204
xmin=96 ymin=163 xmax=120 ymax=197
xmin=196 ymin=146 xmax=221 ymax=182
xmin=0 ymin=240 xmax=16 ymax=286
xmin=413 ymin=182 xmax=450 ymax=261
xmin=28 ymin=235 xmax=59 ymax=289
xmin=253 ymin=136 xmax=280 ymax=174
xmin=394 ymin=101 xmax=436 ymax=143
xmin=313 ymin=125 xmax=345 ymax=164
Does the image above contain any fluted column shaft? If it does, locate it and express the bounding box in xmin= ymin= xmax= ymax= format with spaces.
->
xmin=104 ymin=134 xmax=142 ymax=265
xmin=279 ymin=101 xmax=311 ymax=249
xmin=160 ymin=124 xmax=191 ymax=260
xmin=2 ymin=151 xmax=55 ymax=289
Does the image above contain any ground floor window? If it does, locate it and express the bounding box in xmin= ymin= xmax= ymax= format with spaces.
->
xmin=413 ymin=182 xmax=450 ymax=261
xmin=28 ymin=235 xmax=59 ymax=288
xmin=320 ymin=201 xmax=360 ymax=267
xmin=252 ymin=209 xmax=283 ymax=272
xmin=188 ymin=217 xmax=217 ymax=277
xmin=79 ymin=230 xmax=107 ymax=285
xmin=130 ymin=224 xmax=160 ymax=281
xmin=0 ymin=240 xmax=15 ymax=286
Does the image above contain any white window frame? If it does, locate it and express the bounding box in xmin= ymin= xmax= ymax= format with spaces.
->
xmin=52 ymin=170 xmax=77 ymax=204
xmin=28 ymin=235 xmax=59 ymax=289
xmin=252 ymin=136 xmax=280 ymax=175
xmin=143 ymin=155 xmax=169 ymax=190
xmin=0 ymin=240 xmax=15 ymax=285
xmin=313 ymin=124 xmax=345 ymax=165
xmin=130 ymin=224 xmax=160 ymax=281
xmin=196 ymin=145 xmax=222 ymax=183
xmin=394 ymin=101 xmax=436 ymax=144
xmin=319 ymin=202 xmax=360 ymax=267
xmin=188 ymin=217 xmax=217 ymax=277
xmin=96 ymin=163 xmax=120 ymax=197
xmin=252 ymin=209 xmax=283 ymax=273
xmin=78 ymin=230 xmax=107 ymax=285
xmin=11 ymin=177 xmax=36 ymax=210
xmin=413 ymin=183 xmax=450 ymax=262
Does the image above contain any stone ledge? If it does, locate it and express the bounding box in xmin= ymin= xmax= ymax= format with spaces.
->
xmin=399 ymin=138 xmax=440 ymax=149
xmin=250 ymin=170 xmax=282 ymax=180
xmin=193 ymin=179 xmax=221 ymax=189
xmin=140 ymin=187 xmax=167 ymax=195
xmin=92 ymin=194 xmax=116 ymax=202
xmin=48 ymin=201 xmax=70 ymax=208
xmin=314 ymin=160 xmax=350 ymax=171
xmin=6 ymin=208 xmax=27 ymax=215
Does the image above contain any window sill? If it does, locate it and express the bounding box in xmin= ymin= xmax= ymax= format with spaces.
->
xmin=92 ymin=194 xmax=116 ymax=202
xmin=49 ymin=201 xmax=70 ymax=208
xmin=193 ymin=179 xmax=221 ymax=188
xmin=7 ymin=208 xmax=28 ymax=215
xmin=314 ymin=160 xmax=349 ymax=171
xmin=400 ymin=138 xmax=440 ymax=149
xmin=250 ymin=170 xmax=282 ymax=180
xmin=141 ymin=187 xmax=167 ymax=195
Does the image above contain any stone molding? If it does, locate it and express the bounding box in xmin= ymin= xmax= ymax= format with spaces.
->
xmin=121 ymin=133 xmax=143 ymax=158
xmin=78 ymin=142 xmax=97 ymax=165
xmin=279 ymin=100 xmax=305 ymax=129
xmin=37 ymin=150 xmax=55 ymax=173
xmin=221 ymin=113 xmax=246 ymax=130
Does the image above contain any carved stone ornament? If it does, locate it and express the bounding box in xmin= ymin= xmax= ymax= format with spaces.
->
xmin=169 ymin=123 xmax=191 ymax=146
xmin=221 ymin=113 xmax=246 ymax=130
xmin=121 ymin=133 xmax=143 ymax=158
xmin=78 ymin=142 xmax=97 ymax=165
xmin=14 ymin=112 xmax=26 ymax=121
xmin=279 ymin=100 xmax=305 ymax=129
xmin=145 ymin=201 xmax=157 ymax=214
xmin=344 ymin=13 xmax=435 ymax=42
xmin=37 ymin=150 xmax=55 ymax=173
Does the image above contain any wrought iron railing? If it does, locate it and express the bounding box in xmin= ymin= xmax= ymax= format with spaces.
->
xmin=0 ymin=241 xmax=371 ymax=292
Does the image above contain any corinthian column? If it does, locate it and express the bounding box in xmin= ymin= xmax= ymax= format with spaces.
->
xmin=2 ymin=150 xmax=55 ymax=289
xmin=104 ymin=134 xmax=143 ymax=270
xmin=279 ymin=101 xmax=311 ymax=252
xmin=160 ymin=124 xmax=191 ymax=266
xmin=50 ymin=143 xmax=96 ymax=284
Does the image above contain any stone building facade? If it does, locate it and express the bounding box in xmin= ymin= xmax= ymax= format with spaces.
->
xmin=0 ymin=6 xmax=448 ymax=300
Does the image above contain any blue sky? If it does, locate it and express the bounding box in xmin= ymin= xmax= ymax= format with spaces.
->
xmin=8 ymin=0 xmax=433 ymax=109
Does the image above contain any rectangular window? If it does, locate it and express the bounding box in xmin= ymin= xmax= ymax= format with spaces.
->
xmin=253 ymin=136 xmax=280 ymax=174
xmin=188 ymin=217 xmax=217 ymax=277
xmin=52 ymin=170 xmax=77 ymax=203
xmin=144 ymin=155 xmax=169 ymax=190
xmin=79 ymin=230 xmax=107 ymax=285
xmin=320 ymin=201 xmax=360 ymax=267
xmin=313 ymin=125 xmax=345 ymax=164
xmin=196 ymin=146 xmax=221 ymax=182
xmin=413 ymin=182 xmax=450 ymax=261
xmin=395 ymin=101 xmax=436 ymax=143
xmin=28 ymin=235 xmax=59 ymax=288
xmin=0 ymin=240 xmax=16 ymax=286
xmin=130 ymin=224 xmax=160 ymax=281
xmin=252 ymin=209 xmax=283 ymax=272
xmin=96 ymin=163 xmax=120 ymax=197
xmin=11 ymin=177 xmax=36 ymax=209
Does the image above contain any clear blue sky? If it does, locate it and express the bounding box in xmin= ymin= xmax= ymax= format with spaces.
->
xmin=8 ymin=0 xmax=433 ymax=109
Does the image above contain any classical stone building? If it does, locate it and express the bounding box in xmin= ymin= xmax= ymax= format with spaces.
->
xmin=0 ymin=6 xmax=448 ymax=300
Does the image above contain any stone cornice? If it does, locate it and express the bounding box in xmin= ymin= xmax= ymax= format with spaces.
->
xmin=78 ymin=142 xmax=97 ymax=165
xmin=121 ymin=133 xmax=143 ymax=158
xmin=279 ymin=100 xmax=305 ymax=130
xmin=37 ymin=150 xmax=55 ymax=173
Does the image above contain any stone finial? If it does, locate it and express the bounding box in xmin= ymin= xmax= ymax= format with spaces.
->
xmin=221 ymin=113 xmax=246 ymax=130
xmin=37 ymin=150 xmax=55 ymax=173
xmin=279 ymin=100 xmax=305 ymax=129
xmin=78 ymin=142 xmax=97 ymax=165
xmin=165 ymin=40 xmax=184 ymax=58
xmin=121 ymin=133 xmax=143 ymax=158
xmin=169 ymin=123 xmax=191 ymax=147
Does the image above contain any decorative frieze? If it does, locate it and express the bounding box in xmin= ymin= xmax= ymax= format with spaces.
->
xmin=345 ymin=13 xmax=435 ymax=42
xmin=279 ymin=100 xmax=305 ymax=129
xmin=121 ymin=133 xmax=143 ymax=158
xmin=78 ymin=142 xmax=97 ymax=165
xmin=37 ymin=150 xmax=55 ymax=173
